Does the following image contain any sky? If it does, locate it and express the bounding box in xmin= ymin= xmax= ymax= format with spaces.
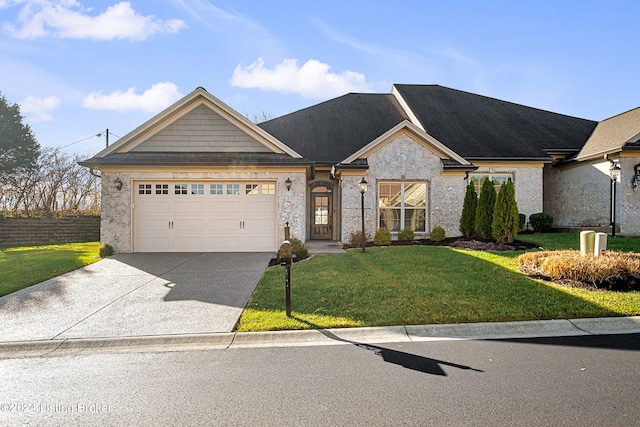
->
xmin=1 ymin=0 xmax=639 ymax=157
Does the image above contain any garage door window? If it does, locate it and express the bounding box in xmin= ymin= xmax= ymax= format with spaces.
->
xmin=175 ymin=184 xmax=188 ymax=195
xmin=227 ymin=184 xmax=240 ymax=195
xmin=139 ymin=184 xmax=151 ymax=195
xmin=262 ymin=183 xmax=275 ymax=195
xmin=191 ymin=184 xmax=204 ymax=195
xmin=155 ymin=184 xmax=168 ymax=194
xmin=210 ymin=184 xmax=223 ymax=195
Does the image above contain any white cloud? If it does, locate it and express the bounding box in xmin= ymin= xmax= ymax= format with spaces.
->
xmin=19 ymin=95 xmax=61 ymax=122
xmin=82 ymin=82 xmax=183 ymax=112
xmin=231 ymin=58 xmax=373 ymax=99
xmin=4 ymin=1 xmax=185 ymax=41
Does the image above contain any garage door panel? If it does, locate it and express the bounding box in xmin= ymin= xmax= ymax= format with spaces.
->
xmin=173 ymin=219 xmax=205 ymax=231
xmin=174 ymin=236 xmax=206 ymax=251
xmin=175 ymin=201 xmax=206 ymax=214
xmin=212 ymin=201 xmax=242 ymax=214
xmin=137 ymin=200 xmax=171 ymax=215
xmin=134 ymin=180 xmax=277 ymax=252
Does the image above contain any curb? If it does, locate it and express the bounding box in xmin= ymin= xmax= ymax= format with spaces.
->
xmin=1 ymin=316 xmax=638 ymax=359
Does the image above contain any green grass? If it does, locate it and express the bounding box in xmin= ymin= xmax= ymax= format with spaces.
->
xmin=0 ymin=242 xmax=101 ymax=297
xmin=237 ymin=232 xmax=640 ymax=331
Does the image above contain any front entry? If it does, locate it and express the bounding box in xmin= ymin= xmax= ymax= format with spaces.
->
xmin=311 ymin=186 xmax=332 ymax=239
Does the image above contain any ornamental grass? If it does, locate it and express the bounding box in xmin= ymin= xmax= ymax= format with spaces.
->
xmin=518 ymin=250 xmax=640 ymax=291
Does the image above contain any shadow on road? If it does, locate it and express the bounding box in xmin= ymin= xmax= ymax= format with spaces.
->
xmin=293 ymin=317 xmax=483 ymax=376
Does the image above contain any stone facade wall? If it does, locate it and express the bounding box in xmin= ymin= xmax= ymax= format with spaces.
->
xmin=342 ymin=133 xmax=466 ymax=240
xmin=100 ymin=169 xmax=306 ymax=253
xmin=544 ymin=160 xmax=613 ymax=228
xmin=0 ymin=216 xmax=100 ymax=246
xmin=544 ymin=156 xmax=640 ymax=236
xmin=474 ymin=166 xmax=543 ymax=220
xmin=340 ymin=133 xmax=547 ymax=241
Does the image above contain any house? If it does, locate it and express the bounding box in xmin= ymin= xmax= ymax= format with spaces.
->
xmin=80 ymin=85 xmax=640 ymax=253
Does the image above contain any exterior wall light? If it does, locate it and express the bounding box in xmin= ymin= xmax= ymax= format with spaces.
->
xmin=358 ymin=177 xmax=368 ymax=252
xmin=285 ymin=177 xmax=292 ymax=191
xmin=610 ymin=161 xmax=621 ymax=238
xmin=114 ymin=177 xmax=123 ymax=191
xmin=632 ymin=163 xmax=640 ymax=192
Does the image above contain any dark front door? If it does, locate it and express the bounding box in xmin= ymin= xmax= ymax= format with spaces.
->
xmin=311 ymin=193 xmax=332 ymax=239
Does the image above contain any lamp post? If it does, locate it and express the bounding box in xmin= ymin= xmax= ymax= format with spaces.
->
xmin=610 ymin=161 xmax=621 ymax=238
xmin=358 ymin=177 xmax=368 ymax=252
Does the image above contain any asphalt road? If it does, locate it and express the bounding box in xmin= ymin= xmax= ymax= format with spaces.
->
xmin=1 ymin=333 xmax=639 ymax=426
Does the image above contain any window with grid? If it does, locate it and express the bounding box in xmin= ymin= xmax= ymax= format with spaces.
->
xmin=378 ymin=182 xmax=427 ymax=232
xmin=191 ymin=184 xmax=204 ymax=195
xmin=226 ymin=184 xmax=240 ymax=195
xmin=261 ymin=183 xmax=275 ymax=195
xmin=155 ymin=184 xmax=168 ymax=195
xmin=210 ymin=184 xmax=223 ymax=195
xmin=174 ymin=184 xmax=188 ymax=195
xmin=470 ymin=174 xmax=512 ymax=195
xmin=138 ymin=184 xmax=151 ymax=195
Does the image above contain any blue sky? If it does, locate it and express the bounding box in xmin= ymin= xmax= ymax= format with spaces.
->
xmin=1 ymin=0 xmax=639 ymax=156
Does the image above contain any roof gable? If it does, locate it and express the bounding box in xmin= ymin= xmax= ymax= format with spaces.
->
xmin=576 ymin=106 xmax=640 ymax=161
xmin=342 ymin=120 xmax=470 ymax=165
xmin=95 ymin=87 xmax=301 ymax=158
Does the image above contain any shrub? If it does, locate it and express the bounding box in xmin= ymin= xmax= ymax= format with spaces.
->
xmin=529 ymin=212 xmax=553 ymax=233
xmin=373 ymin=228 xmax=392 ymax=246
xmin=518 ymin=250 xmax=640 ymax=291
xmin=459 ymin=183 xmax=478 ymax=237
xmin=99 ymin=243 xmax=114 ymax=258
xmin=349 ymin=230 xmax=370 ymax=247
xmin=519 ymin=214 xmax=526 ymax=231
xmin=492 ymin=179 xmax=519 ymax=244
xmin=398 ymin=227 xmax=414 ymax=242
xmin=475 ymin=177 xmax=496 ymax=239
xmin=290 ymin=237 xmax=309 ymax=259
xmin=430 ymin=226 xmax=446 ymax=242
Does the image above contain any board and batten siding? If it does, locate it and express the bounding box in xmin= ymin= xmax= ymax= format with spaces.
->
xmin=131 ymin=104 xmax=272 ymax=153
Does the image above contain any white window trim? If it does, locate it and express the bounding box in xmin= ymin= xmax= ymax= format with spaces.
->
xmin=378 ymin=180 xmax=428 ymax=234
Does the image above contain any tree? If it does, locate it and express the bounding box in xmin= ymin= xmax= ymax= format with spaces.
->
xmin=492 ymin=179 xmax=519 ymax=243
xmin=459 ymin=182 xmax=478 ymax=237
xmin=0 ymin=92 xmax=40 ymax=182
xmin=475 ymin=177 xmax=496 ymax=239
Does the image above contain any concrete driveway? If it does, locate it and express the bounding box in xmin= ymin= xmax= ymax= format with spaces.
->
xmin=0 ymin=252 xmax=273 ymax=342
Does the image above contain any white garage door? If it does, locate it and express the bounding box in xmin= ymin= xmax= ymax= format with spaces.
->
xmin=133 ymin=181 xmax=277 ymax=252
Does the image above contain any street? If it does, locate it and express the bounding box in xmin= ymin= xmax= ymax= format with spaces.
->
xmin=1 ymin=333 xmax=639 ymax=426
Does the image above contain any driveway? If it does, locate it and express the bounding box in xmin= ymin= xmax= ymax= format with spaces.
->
xmin=0 ymin=252 xmax=273 ymax=342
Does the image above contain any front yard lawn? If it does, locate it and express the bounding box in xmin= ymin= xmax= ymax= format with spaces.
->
xmin=0 ymin=242 xmax=101 ymax=297
xmin=237 ymin=233 xmax=640 ymax=332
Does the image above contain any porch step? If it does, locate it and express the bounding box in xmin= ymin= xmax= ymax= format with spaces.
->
xmin=304 ymin=240 xmax=346 ymax=254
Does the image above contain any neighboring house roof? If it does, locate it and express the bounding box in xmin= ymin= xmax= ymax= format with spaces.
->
xmin=392 ymin=84 xmax=598 ymax=160
xmin=576 ymin=106 xmax=640 ymax=161
xmin=258 ymin=93 xmax=409 ymax=163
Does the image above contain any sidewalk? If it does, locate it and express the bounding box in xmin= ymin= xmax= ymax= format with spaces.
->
xmin=2 ymin=316 xmax=639 ymax=359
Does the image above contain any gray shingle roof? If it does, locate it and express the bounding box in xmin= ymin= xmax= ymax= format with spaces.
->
xmin=393 ymin=84 xmax=598 ymax=159
xmin=576 ymin=106 xmax=640 ymax=160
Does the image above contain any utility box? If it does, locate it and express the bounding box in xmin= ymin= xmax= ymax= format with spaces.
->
xmin=594 ymin=232 xmax=607 ymax=257
xmin=580 ymin=231 xmax=595 ymax=256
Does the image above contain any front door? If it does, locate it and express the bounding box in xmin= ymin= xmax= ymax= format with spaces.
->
xmin=311 ymin=189 xmax=332 ymax=240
